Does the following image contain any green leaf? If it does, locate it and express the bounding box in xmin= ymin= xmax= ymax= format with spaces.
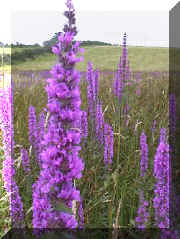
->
xmin=51 ymin=200 xmax=73 ymax=215
xmin=26 ymin=206 xmax=32 ymax=215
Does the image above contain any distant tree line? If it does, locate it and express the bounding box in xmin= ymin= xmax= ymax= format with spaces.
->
xmin=2 ymin=33 xmax=113 ymax=64
xmin=11 ymin=46 xmax=51 ymax=64
xmin=43 ymin=32 xmax=112 ymax=48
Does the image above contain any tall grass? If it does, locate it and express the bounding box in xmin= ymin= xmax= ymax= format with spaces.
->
xmin=0 ymin=66 xmax=170 ymax=237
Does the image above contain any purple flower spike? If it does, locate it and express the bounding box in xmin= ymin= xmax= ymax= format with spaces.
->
xmin=96 ymin=101 xmax=104 ymax=145
xmin=0 ymin=85 xmax=24 ymax=228
xmin=21 ymin=147 xmax=30 ymax=173
xmin=140 ymin=131 xmax=148 ymax=177
xmin=136 ymin=191 xmax=150 ymax=229
xmin=104 ymin=123 xmax=114 ymax=168
xmin=153 ymin=138 xmax=170 ymax=228
xmin=80 ymin=111 xmax=88 ymax=139
xmin=32 ymin=0 xmax=84 ymax=229
xmin=136 ymin=130 xmax=149 ymax=229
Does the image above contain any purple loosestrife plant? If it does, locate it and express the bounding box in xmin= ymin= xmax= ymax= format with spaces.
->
xmin=0 ymin=85 xmax=24 ymax=228
xmin=32 ymin=0 xmax=84 ymax=229
xmin=159 ymin=127 xmax=168 ymax=144
xmin=136 ymin=87 xmax=141 ymax=96
xmin=153 ymin=137 xmax=170 ymax=228
xmin=113 ymin=59 xmax=123 ymax=103
xmin=21 ymin=147 xmax=30 ymax=173
xmin=86 ymin=62 xmax=99 ymax=118
xmin=104 ymin=123 xmax=114 ymax=171
xmin=169 ymin=93 xmax=176 ymax=156
xmin=125 ymin=60 xmax=131 ymax=85
xmin=135 ymin=131 xmax=150 ymax=228
xmin=135 ymin=191 xmax=150 ymax=229
xmin=95 ymin=100 xmax=104 ymax=145
xmin=122 ymin=32 xmax=128 ymax=83
xmin=86 ymin=62 xmax=100 ymax=140
xmin=28 ymin=105 xmax=41 ymax=166
xmin=80 ymin=110 xmax=88 ymax=139
xmin=139 ymin=131 xmax=148 ymax=177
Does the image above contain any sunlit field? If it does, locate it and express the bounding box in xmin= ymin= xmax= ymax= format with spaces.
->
xmin=0 ymin=2 xmax=178 ymax=238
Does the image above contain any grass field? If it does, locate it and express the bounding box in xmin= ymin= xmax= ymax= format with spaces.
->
xmin=9 ymin=45 xmax=169 ymax=72
xmin=0 ymin=44 xmax=176 ymax=238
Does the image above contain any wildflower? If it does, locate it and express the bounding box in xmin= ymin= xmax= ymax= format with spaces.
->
xmin=96 ymin=100 xmax=104 ymax=145
xmin=140 ymin=131 xmax=148 ymax=177
xmin=153 ymin=139 xmax=170 ymax=228
xmin=80 ymin=111 xmax=88 ymax=139
xmin=21 ymin=147 xmax=30 ymax=173
xmin=32 ymin=0 xmax=84 ymax=229
xmin=0 ymin=85 xmax=24 ymax=228
xmin=136 ymin=131 xmax=149 ymax=228
xmin=135 ymin=191 xmax=150 ymax=229
xmin=104 ymin=123 xmax=114 ymax=168
xmin=28 ymin=105 xmax=41 ymax=166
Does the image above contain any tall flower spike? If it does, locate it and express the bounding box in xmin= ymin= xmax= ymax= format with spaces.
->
xmin=135 ymin=191 xmax=150 ymax=229
xmin=104 ymin=123 xmax=114 ymax=169
xmin=21 ymin=147 xmax=30 ymax=173
xmin=32 ymin=0 xmax=84 ymax=230
xmin=28 ymin=105 xmax=41 ymax=166
xmin=113 ymin=61 xmax=123 ymax=103
xmin=0 ymin=84 xmax=24 ymax=228
xmin=136 ymin=131 xmax=149 ymax=228
xmin=122 ymin=32 xmax=128 ymax=83
xmin=153 ymin=131 xmax=170 ymax=228
xmin=140 ymin=131 xmax=148 ymax=177
xmin=80 ymin=110 xmax=88 ymax=139
xmin=96 ymin=100 xmax=104 ymax=145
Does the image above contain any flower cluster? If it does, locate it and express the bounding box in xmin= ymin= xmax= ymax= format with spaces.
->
xmin=0 ymin=84 xmax=24 ymax=228
xmin=139 ymin=131 xmax=148 ymax=177
xmin=32 ymin=0 xmax=84 ymax=229
xmin=28 ymin=105 xmax=42 ymax=166
xmin=169 ymin=93 xmax=176 ymax=156
xmin=86 ymin=62 xmax=99 ymax=119
xmin=113 ymin=58 xmax=123 ymax=103
xmin=113 ymin=33 xmax=131 ymax=106
xmin=135 ymin=191 xmax=150 ymax=229
xmin=80 ymin=110 xmax=88 ymax=139
xmin=21 ymin=147 xmax=30 ymax=173
xmin=104 ymin=123 xmax=114 ymax=170
xmin=153 ymin=131 xmax=170 ymax=228
xmin=136 ymin=131 xmax=149 ymax=228
xmin=96 ymin=100 xmax=104 ymax=145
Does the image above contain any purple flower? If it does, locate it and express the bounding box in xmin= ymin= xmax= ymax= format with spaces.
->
xmin=104 ymin=123 xmax=114 ymax=169
xmin=136 ymin=131 xmax=149 ymax=228
xmin=153 ymin=137 xmax=170 ymax=228
xmin=96 ymin=100 xmax=104 ymax=145
xmin=140 ymin=131 xmax=148 ymax=177
xmin=80 ymin=111 xmax=88 ymax=139
xmin=32 ymin=0 xmax=84 ymax=229
xmin=113 ymin=61 xmax=123 ymax=102
xmin=28 ymin=105 xmax=41 ymax=166
xmin=136 ymin=88 xmax=141 ymax=95
xmin=86 ymin=62 xmax=99 ymax=119
xmin=135 ymin=191 xmax=150 ymax=228
xmin=169 ymin=93 xmax=176 ymax=155
xmin=21 ymin=147 xmax=30 ymax=173
xmin=0 ymin=85 xmax=24 ymax=228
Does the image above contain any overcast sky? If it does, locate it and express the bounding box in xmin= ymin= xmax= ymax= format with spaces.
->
xmin=0 ymin=0 xmax=178 ymax=46
xmin=11 ymin=11 xmax=169 ymax=47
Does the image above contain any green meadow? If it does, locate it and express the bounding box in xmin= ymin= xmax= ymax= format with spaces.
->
xmin=0 ymin=44 xmax=172 ymax=238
